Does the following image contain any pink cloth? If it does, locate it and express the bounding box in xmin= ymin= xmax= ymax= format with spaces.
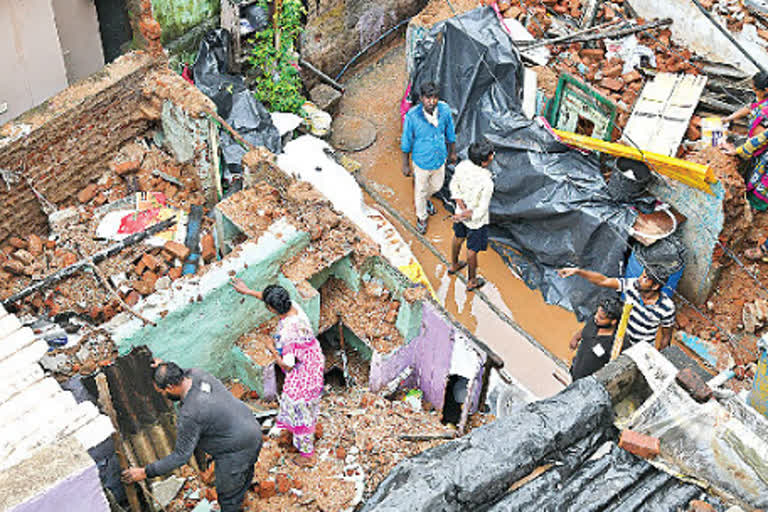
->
xmin=277 ymin=308 xmax=324 ymax=402
xmin=400 ymin=83 xmax=413 ymax=125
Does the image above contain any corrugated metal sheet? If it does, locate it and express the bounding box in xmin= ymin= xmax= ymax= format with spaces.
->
xmin=622 ymin=73 xmax=708 ymax=157
xmin=0 ymin=303 xmax=114 ymax=470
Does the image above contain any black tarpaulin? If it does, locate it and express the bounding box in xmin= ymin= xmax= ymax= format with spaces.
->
xmin=192 ymin=29 xmax=281 ymax=175
xmin=361 ymin=378 xmax=725 ymax=511
xmin=409 ymin=7 xmax=637 ymax=320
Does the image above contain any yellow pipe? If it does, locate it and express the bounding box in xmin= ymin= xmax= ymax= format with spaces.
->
xmin=611 ymin=302 xmax=634 ymax=361
xmin=553 ymin=130 xmax=716 ymax=195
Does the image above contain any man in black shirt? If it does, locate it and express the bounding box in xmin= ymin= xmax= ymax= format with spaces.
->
xmin=569 ymin=296 xmax=623 ymax=381
xmin=122 ymin=362 xmax=262 ymax=512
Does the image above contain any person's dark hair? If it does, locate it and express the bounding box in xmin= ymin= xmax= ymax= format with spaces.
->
xmin=263 ymin=284 xmax=292 ymax=315
xmin=468 ymin=139 xmax=494 ymax=166
xmin=754 ymin=71 xmax=768 ymax=91
xmin=420 ymin=81 xmax=440 ymax=99
xmin=598 ymin=295 xmax=623 ymax=321
xmin=644 ymin=265 xmax=669 ymax=288
xmin=153 ymin=362 xmax=186 ymax=389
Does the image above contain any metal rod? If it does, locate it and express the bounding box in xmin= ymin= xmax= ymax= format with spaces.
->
xmin=2 ymin=217 xmax=176 ymax=307
xmin=299 ymin=58 xmax=345 ymax=92
xmin=516 ymin=19 xmax=621 ymax=50
xmin=558 ymin=18 xmax=673 ymax=46
xmin=690 ymin=0 xmax=768 ymax=74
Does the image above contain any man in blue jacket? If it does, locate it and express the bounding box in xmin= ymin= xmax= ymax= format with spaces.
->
xmin=401 ymin=81 xmax=457 ymax=234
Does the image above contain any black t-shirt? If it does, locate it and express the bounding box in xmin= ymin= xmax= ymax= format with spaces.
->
xmin=570 ymin=316 xmax=615 ymax=381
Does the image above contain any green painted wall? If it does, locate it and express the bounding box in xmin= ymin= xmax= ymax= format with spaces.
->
xmin=117 ymin=226 xmax=309 ymax=388
xmin=152 ymin=0 xmax=220 ymax=44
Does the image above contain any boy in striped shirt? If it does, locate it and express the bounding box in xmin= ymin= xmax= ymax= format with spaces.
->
xmin=557 ymin=266 xmax=675 ymax=350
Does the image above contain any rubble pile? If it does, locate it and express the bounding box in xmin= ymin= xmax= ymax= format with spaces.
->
xmin=161 ymin=383 xmax=492 ymax=512
xmin=319 ymin=278 xmax=405 ymax=354
xmin=218 ymin=181 xmax=380 ymax=285
xmin=0 ymin=137 xmax=222 ymax=360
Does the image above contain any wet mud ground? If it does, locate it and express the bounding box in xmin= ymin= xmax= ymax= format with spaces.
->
xmin=337 ymin=39 xmax=581 ymax=397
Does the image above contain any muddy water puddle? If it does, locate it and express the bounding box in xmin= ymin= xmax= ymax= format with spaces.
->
xmin=337 ymin=40 xmax=579 ymax=397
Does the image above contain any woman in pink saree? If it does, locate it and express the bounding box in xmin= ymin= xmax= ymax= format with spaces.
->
xmin=231 ymin=281 xmax=324 ymax=462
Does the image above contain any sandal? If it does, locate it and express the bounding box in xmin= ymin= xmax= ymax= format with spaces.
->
xmin=745 ymin=244 xmax=768 ymax=262
xmin=416 ymin=218 xmax=428 ymax=234
xmin=467 ymin=277 xmax=486 ymax=292
xmin=447 ymin=261 xmax=467 ymax=275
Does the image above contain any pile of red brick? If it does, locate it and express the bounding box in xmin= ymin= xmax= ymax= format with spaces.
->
xmin=0 ymin=139 xmax=221 ymax=323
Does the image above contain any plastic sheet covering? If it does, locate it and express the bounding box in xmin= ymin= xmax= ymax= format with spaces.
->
xmin=491 ymin=443 xmax=713 ymax=511
xmin=360 ymin=378 xmax=615 ymax=511
xmin=219 ymin=90 xmax=282 ymax=171
xmin=409 ymin=7 xmax=637 ymax=320
xmin=192 ymin=29 xmax=245 ymax=117
xmin=192 ymin=29 xmax=281 ymax=175
xmin=625 ymin=343 xmax=768 ymax=508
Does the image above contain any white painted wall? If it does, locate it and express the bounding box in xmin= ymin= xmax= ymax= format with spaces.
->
xmin=52 ymin=0 xmax=105 ymax=84
xmin=0 ymin=0 xmax=69 ymax=125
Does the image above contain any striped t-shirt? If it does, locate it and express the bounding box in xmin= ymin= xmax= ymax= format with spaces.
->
xmin=618 ymin=278 xmax=676 ymax=345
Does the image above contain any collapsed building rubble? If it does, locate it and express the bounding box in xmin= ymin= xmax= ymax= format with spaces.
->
xmin=4 ymin=0 xmax=768 ymax=509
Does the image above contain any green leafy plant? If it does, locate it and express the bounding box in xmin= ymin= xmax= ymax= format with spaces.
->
xmin=248 ymin=0 xmax=307 ymax=113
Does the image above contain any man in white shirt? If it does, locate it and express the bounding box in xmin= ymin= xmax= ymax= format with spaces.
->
xmin=448 ymin=139 xmax=495 ymax=292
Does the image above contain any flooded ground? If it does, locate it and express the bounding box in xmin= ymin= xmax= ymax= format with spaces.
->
xmin=337 ymin=40 xmax=581 ymax=397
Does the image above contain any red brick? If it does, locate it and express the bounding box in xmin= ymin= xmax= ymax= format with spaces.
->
xmin=619 ymin=429 xmax=660 ymax=459
xmin=133 ymin=280 xmax=154 ymax=296
xmin=60 ymin=251 xmax=78 ymax=267
xmin=201 ymin=233 xmax=216 ymax=263
xmin=4 ymin=260 xmax=27 ymax=276
xmin=229 ymin=382 xmax=248 ymax=400
xmin=169 ymin=266 xmax=183 ymax=280
xmin=603 ymin=64 xmax=623 ymax=78
xmin=11 ymin=249 xmax=34 ymax=266
xmin=335 ymin=446 xmax=346 ymax=459
xmin=44 ymin=239 xmax=56 ymax=250
xmin=89 ymin=306 xmax=102 ymax=321
xmin=675 ymin=368 xmax=712 ymax=402
xmin=258 ymin=481 xmax=276 ymax=499
xmin=580 ymin=48 xmax=605 ymax=61
xmin=600 ymin=78 xmax=623 ymax=92
xmin=315 ymin=422 xmax=323 ymax=439
xmin=276 ymin=473 xmax=290 ymax=494
xmin=385 ymin=301 xmax=400 ymax=323
xmin=164 ymin=240 xmax=190 ymax=261
xmin=9 ymin=237 xmax=27 ymax=249
xmin=110 ymin=160 xmax=140 ymax=175
xmin=28 ymin=234 xmax=43 ymax=256
xmin=141 ymin=253 xmax=160 ymax=271
xmin=93 ymin=192 xmax=108 ymax=206
xmin=142 ymin=270 xmax=158 ymax=290
xmin=622 ymin=70 xmax=642 ymax=84
xmin=124 ymin=290 xmax=141 ymax=307
xmin=77 ymin=184 xmax=99 ymax=203
xmin=688 ymin=500 xmax=716 ymax=512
